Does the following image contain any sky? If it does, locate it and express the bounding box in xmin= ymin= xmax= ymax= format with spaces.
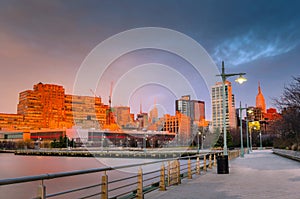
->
xmin=0 ymin=0 xmax=299 ymax=119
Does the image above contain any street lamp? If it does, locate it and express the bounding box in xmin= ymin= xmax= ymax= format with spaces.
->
xmin=197 ymin=131 xmax=201 ymax=153
xmin=246 ymin=108 xmax=254 ymax=153
xmin=259 ymin=125 xmax=262 ymax=150
xmin=238 ymin=101 xmax=248 ymax=158
xmin=259 ymin=120 xmax=267 ymax=150
xmin=248 ymin=121 xmax=258 ymax=152
xmin=217 ymin=61 xmax=247 ymax=156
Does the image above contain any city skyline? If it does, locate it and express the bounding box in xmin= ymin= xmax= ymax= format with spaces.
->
xmin=0 ymin=0 xmax=300 ymax=119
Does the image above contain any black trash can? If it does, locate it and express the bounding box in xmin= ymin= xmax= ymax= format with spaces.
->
xmin=217 ymin=155 xmax=229 ymax=174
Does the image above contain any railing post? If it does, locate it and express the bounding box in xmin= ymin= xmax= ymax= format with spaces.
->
xmin=159 ymin=164 xmax=166 ymax=191
xmin=209 ymin=154 xmax=212 ymax=169
xmin=167 ymin=161 xmax=170 ymax=186
xmin=213 ymin=154 xmax=217 ymax=167
xmin=203 ymin=155 xmax=207 ymax=171
xmin=137 ymin=167 xmax=144 ymax=199
xmin=177 ymin=159 xmax=181 ymax=184
xmin=196 ymin=156 xmax=200 ymax=175
xmin=101 ymin=171 xmax=108 ymax=199
xmin=188 ymin=159 xmax=192 ymax=179
xmin=37 ymin=180 xmax=46 ymax=199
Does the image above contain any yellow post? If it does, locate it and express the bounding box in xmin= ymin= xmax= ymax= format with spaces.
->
xmin=209 ymin=154 xmax=212 ymax=169
xmin=159 ymin=164 xmax=166 ymax=191
xmin=196 ymin=156 xmax=200 ymax=175
xmin=101 ymin=172 xmax=108 ymax=199
xmin=37 ymin=180 xmax=46 ymax=199
xmin=177 ymin=159 xmax=181 ymax=184
xmin=203 ymin=155 xmax=207 ymax=171
xmin=213 ymin=154 xmax=217 ymax=167
xmin=188 ymin=159 xmax=192 ymax=179
xmin=167 ymin=161 xmax=170 ymax=186
xmin=137 ymin=168 xmax=143 ymax=199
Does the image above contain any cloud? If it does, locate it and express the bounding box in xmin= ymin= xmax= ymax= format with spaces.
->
xmin=212 ymin=26 xmax=300 ymax=67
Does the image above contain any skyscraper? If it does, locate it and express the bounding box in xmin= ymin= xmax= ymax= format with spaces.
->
xmin=211 ymin=81 xmax=237 ymax=131
xmin=256 ymin=82 xmax=266 ymax=113
xmin=175 ymin=95 xmax=205 ymax=122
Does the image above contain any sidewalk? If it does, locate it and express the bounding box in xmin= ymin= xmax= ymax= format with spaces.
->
xmin=146 ymin=150 xmax=300 ymax=199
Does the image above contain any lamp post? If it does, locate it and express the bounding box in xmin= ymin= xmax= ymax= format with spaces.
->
xmin=248 ymin=122 xmax=255 ymax=152
xmin=259 ymin=120 xmax=266 ymax=150
xmin=238 ymin=101 xmax=248 ymax=158
xmin=245 ymin=107 xmax=250 ymax=154
xmin=217 ymin=61 xmax=247 ymax=156
xmin=197 ymin=131 xmax=200 ymax=153
xmin=259 ymin=126 xmax=262 ymax=150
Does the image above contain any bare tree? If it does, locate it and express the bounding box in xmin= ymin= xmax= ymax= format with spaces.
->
xmin=273 ymin=76 xmax=300 ymax=150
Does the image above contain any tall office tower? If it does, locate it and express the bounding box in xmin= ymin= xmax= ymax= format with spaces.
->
xmin=175 ymin=95 xmax=205 ymax=122
xmin=211 ymin=81 xmax=237 ymax=132
xmin=256 ymin=82 xmax=266 ymax=113
xmin=175 ymin=95 xmax=205 ymax=144
xmin=136 ymin=104 xmax=148 ymax=129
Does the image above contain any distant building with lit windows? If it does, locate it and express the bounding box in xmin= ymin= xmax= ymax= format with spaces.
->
xmin=0 ymin=82 xmax=109 ymax=131
xmin=211 ymin=81 xmax=237 ymax=131
xmin=113 ymin=106 xmax=133 ymax=128
xmin=162 ymin=112 xmax=191 ymax=144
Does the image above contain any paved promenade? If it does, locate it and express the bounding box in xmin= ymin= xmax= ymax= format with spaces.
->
xmin=147 ymin=150 xmax=300 ymax=199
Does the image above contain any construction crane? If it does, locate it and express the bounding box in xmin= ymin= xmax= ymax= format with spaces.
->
xmin=89 ymin=89 xmax=100 ymax=98
xmin=104 ymin=81 xmax=120 ymax=131
xmin=107 ymin=81 xmax=114 ymax=125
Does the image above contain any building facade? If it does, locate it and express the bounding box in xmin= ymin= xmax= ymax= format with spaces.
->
xmin=0 ymin=83 xmax=109 ymax=130
xmin=113 ymin=106 xmax=133 ymax=128
xmin=162 ymin=112 xmax=191 ymax=145
xmin=175 ymin=95 xmax=205 ymax=122
xmin=211 ymin=81 xmax=237 ymax=131
xmin=256 ymin=82 xmax=266 ymax=113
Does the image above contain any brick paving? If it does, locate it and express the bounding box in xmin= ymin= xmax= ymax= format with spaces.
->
xmin=146 ymin=150 xmax=300 ymax=199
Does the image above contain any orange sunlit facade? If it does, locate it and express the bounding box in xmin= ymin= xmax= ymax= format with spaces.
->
xmin=162 ymin=112 xmax=191 ymax=143
xmin=0 ymin=82 xmax=110 ymax=130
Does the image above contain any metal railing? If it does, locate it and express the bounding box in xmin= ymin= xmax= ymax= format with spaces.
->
xmin=0 ymin=151 xmax=225 ymax=199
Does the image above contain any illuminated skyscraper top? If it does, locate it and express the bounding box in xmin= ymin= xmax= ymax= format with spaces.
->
xmin=256 ymin=82 xmax=266 ymax=113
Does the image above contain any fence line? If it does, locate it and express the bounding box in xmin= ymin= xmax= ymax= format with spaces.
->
xmin=0 ymin=150 xmax=241 ymax=199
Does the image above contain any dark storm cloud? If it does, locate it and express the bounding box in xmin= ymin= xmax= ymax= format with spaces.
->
xmin=0 ymin=0 xmax=299 ymax=113
xmin=208 ymin=0 xmax=300 ymax=67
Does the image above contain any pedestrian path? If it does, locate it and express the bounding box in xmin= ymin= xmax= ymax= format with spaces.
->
xmin=146 ymin=150 xmax=300 ymax=199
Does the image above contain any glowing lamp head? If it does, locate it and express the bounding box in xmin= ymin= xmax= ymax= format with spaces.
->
xmin=235 ymin=75 xmax=247 ymax=84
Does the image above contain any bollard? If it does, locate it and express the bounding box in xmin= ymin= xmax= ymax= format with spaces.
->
xmin=209 ymin=154 xmax=212 ymax=169
xmin=159 ymin=164 xmax=166 ymax=191
xmin=37 ymin=180 xmax=46 ymax=199
xmin=196 ymin=156 xmax=201 ymax=175
xmin=203 ymin=155 xmax=207 ymax=171
xmin=101 ymin=172 xmax=108 ymax=199
xmin=136 ymin=167 xmax=144 ymax=199
xmin=213 ymin=154 xmax=217 ymax=167
xmin=187 ymin=159 xmax=192 ymax=179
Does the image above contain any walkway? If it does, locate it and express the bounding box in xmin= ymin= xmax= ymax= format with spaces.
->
xmin=147 ymin=150 xmax=300 ymax=199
